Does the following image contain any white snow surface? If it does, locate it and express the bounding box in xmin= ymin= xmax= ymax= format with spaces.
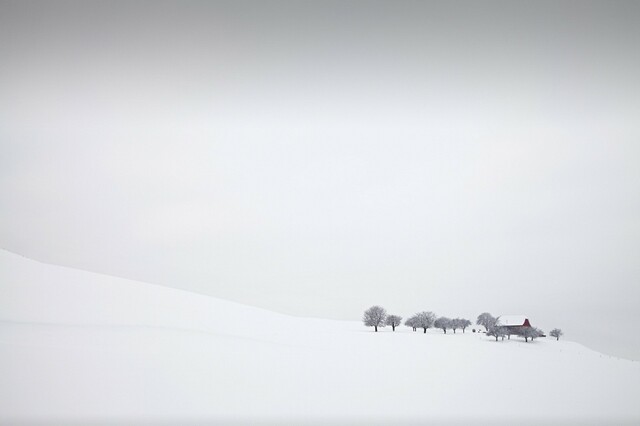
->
xmin=1 ymin=249 xmax=639 ymax=425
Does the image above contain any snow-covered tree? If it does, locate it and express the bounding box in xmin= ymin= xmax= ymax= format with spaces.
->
xmin=363 ymin=306 xmax=387 ymax=332
xmin=531 ymin=327 xmax=546 ymax=340
xmin=520 ymin=326 xmax=543 ymax=342
xmin=487 ymin=325 xmax=507 ymax=341
xmin=476 ymin=312 xmax=497 ymax=331
xmin=414 ymin=311 xmax=436 ymax=333
xmin=449 ymin=318 xmax=461 ymax=333
xmin=550 ymin=328 xmax=563 ymax=341
xmin=458 ymin=318 xmax=472 ymax=333
xmin=405 ymin=316 xmax=418 ymax=332
xmin=435 ymin=317 xmax=451 ymax=334
xmin=385 ymin=315 xmax=403 ymax=332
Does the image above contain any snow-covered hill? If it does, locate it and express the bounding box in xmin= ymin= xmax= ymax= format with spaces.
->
xmin=1 ymin=249 xmax=638 ymax=425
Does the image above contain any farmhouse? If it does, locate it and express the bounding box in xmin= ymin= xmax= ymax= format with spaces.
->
xmin=496 ymin=315 xmax=531 ymax=328
xmin=496 ymin=315 xmax=535 ymax=339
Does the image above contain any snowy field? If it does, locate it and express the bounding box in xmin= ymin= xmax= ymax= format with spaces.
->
xmin=1 ymin=249 xmax=639 ymax=425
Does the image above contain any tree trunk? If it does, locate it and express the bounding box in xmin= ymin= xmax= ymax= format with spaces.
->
xmin=443 ymin=329 xmax=446 ymax=334
xmin=423 ymin=327 xmax=427 ymax=333
xmin=453 ymin=329 xmax=456 ymax=333
xmin=524 ymin=336 xmax=528 ymax=342
xmin=556 ymin=337 xmax=559 ymax=341
xmin=392 ymin=325 xmax=396 ymax=331
xmin=374 ymin=326 xmax=378 ymax=332
xmin=495 ymin=336 xmax=499 ymax=341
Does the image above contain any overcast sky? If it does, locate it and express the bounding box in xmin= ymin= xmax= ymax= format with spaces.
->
xmin=1 ymin=1 xmax=639 ymax=360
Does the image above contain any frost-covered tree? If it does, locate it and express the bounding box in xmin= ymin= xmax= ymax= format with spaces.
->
xmin=451 ymin=318 xmax=469 ymax=333
xmin=405 ymin=316 xmax=418 ymax=332
xmin=363 ymin=305 xmax=387 ymax=332
xmin=520 ymin=326 xmax=543 ymax=342
xmin=531 ymin=328 xmax=544 ymax=341
xmin=476 ymin=312 xmax=497 ymax=331
xmin=414 ymin=311 xmax=436 ymax=333
xmin=449 ymin=318 xmax=460 ymax=333
xmin=458 ymin=318 xmax=472 ymax=333
xmin=385 ymin=315 xmax=403 ymax=332
xmin=435 ymin=317 xmax=452 ymax=334
xmin=487 ymin=325 xmax=507 ymax=341
xmin=550 ymin=328 xmax=563 ymax=341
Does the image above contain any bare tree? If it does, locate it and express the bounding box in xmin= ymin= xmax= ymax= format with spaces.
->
xmin=414 ymin=311 xmax=436 ymax=333
xmin=487 ymin=325 xmax=507 ymax=341
xmin=531 ymin=328 xmax=544 ymax=341
xmin=459 ymin=318 xmax=472 ymax=333
xmin=520 ymin=326 xmax=543 ymax=342
xmin=435 ymin=317 xmax=452 ymax=334
xmin=385 ymin=315 xmax=403 ymax=332
xmin=450 ymin=318 xmax=466 ymax=333
xmin=476 ymin=312 xmax=497 ymax=331
xmin=363 ymin=306 xmax=387 ymax=332
xmin=550 ymin=328 xmax=563 ymax=341
xmin=405 ymin=316 xmax=418 ymax=332
xmin=450 ymin=318 xmax=459 ymax=333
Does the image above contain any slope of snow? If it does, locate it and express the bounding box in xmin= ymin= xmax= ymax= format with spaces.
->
xmin=1 ymin=249 xmax=639 ymax=425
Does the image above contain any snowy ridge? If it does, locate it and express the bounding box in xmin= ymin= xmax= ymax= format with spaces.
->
xmin=0 ymin=249 xmax=298 ymax=332
xmin=1 ymin=249 xmax=639 ymax=425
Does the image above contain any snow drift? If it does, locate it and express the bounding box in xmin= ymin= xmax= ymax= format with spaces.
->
xmin=1 ymin=249 xmax=638 ymax=425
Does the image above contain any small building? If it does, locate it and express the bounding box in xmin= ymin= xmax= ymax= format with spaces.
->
xmin=496 ymin=315 xmax=533 ymax=338
xmin=496 ymin=315 xmax=531 ymax=328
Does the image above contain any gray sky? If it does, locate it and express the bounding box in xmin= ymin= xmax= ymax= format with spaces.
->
xmin=1 ymin=1 xmax=639 ymax=359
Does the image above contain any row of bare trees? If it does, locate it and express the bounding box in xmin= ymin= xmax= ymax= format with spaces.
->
xmin=363 ymin=306 xmax=471 ymax=334
xmin=486 ymin=325 xmax=544 ymax=342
